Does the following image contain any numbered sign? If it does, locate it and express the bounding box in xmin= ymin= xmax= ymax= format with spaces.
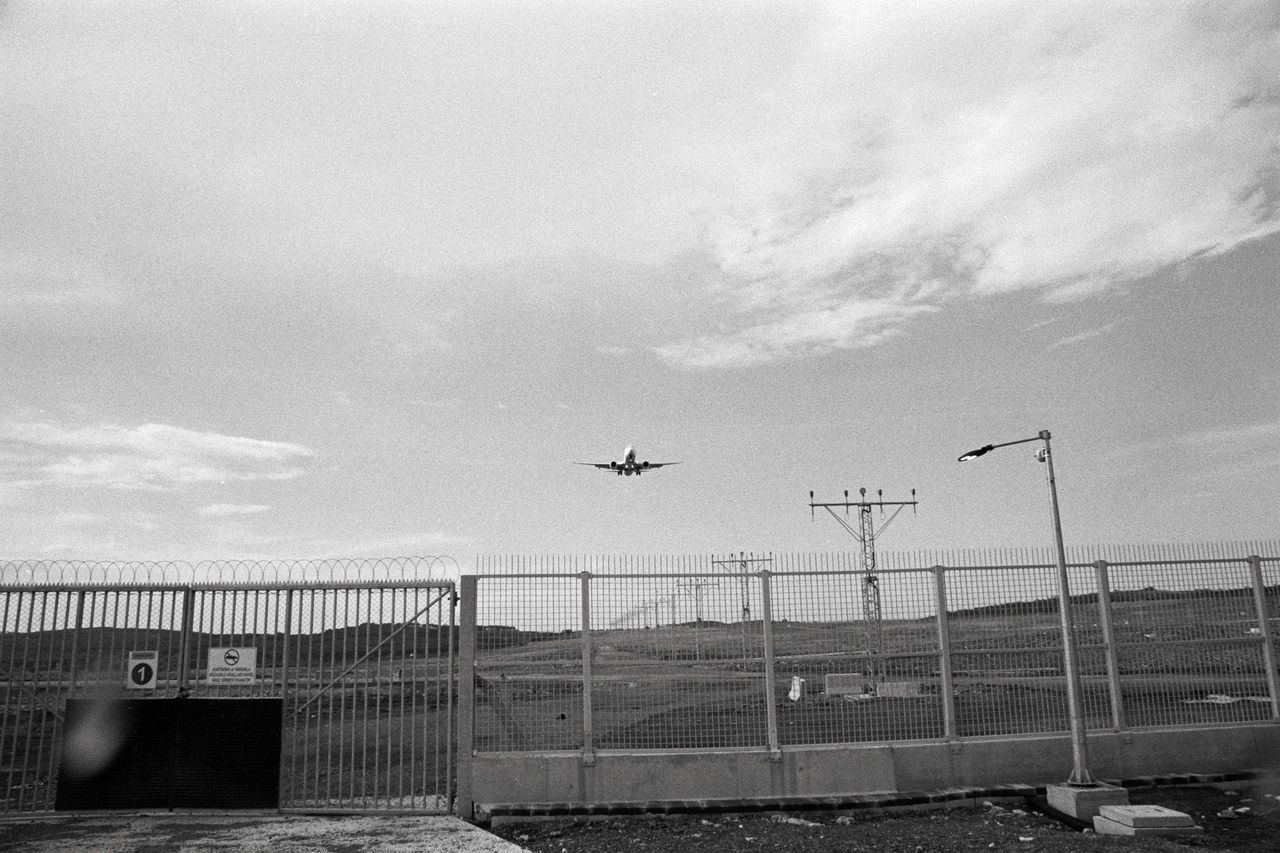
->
xmin=126 ymin=650 xmax=159 ymax=690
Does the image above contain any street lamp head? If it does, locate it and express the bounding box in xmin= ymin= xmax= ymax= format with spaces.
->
xmin=957 ymin=444 xmax=994 ymax=462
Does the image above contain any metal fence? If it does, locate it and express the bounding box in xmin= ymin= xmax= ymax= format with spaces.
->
xmin=0 ymin=556 xmax=458 ymax=587
xmin=469 ymin=544 xmax=1280 ymax=756
xmin=0 ymin=560 xmax=456 ymax=815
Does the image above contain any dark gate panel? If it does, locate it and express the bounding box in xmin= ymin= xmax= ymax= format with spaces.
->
xmin=55 ymin=698 xmax=281 ymax=810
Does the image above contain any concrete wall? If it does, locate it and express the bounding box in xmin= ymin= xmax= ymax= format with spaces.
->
xmin=463 ymin=724 xmax=1280 ymax=815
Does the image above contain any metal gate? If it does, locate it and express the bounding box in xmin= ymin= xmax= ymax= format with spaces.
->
xmin=0 ymin=577 xmax=456 ymax=814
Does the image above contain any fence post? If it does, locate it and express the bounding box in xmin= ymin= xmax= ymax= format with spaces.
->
xmin=932 ymin=566 xmax=957 ymax=742
xmin=759 ymin=569 xmax=781 ymax=759
xmin=580 ymin=571 xmax=595 ymax=765
xmin=1247 ymin=556 xmax=1280 ymax=720
xmin=455 ymin=575 xmax=477 ymax=819
xmin=176 ymin=586 xmax=195 ymax=695
xmin=1093 ymin=561 xmax=1127 ymax=733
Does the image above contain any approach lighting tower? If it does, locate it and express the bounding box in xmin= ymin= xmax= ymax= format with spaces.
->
xmin=711 ymin=552 xmax=773 ymax=656
xmin=676 ymin=578 xmax=718 ymax=662
xmin=809 ymin=488 xmax=918 ymax=682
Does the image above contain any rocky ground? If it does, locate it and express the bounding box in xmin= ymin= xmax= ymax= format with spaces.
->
xmin=491 ymin=782 xmax=1280 ymax=853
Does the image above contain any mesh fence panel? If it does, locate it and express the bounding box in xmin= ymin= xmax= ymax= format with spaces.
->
xmin=472 ymin=573 xmax=583 ymax=753
xmin=591 ymin=571 xmax=768 ymax=749
xmin=942 ymin=565 xmax=1074 ymax=736
xmin=1104 ymin=558 xmax=1273 ymax=728
xmin=770 ymin=557 xmax=944 ymax=744
xmin=470 ymin=546 xmax=1280 ymax=756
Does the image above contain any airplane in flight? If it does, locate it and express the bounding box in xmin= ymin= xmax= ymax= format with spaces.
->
xmin=575 ymin=445 xmax=679 ymax=476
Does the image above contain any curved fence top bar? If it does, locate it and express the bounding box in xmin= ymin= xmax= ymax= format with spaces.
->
xmin=0 ymin=555 xmax=460 ymax=587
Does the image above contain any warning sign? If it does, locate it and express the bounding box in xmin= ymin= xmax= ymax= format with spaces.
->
xmin=126 ymin=650 xmax=158 ymax=690
xmin=206 ymin=647 xmax=257 ymax=685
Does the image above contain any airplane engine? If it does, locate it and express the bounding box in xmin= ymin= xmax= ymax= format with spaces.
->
xmin=642 ymin=460 xmax=650 ymax=469
xmin=609 ymin=461 xmax=618 ymax=469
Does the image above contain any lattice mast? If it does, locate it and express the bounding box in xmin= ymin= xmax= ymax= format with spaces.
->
xmin=809 ymin=488 xmax=918 ymax=682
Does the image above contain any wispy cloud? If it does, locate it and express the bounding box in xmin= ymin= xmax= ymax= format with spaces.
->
xmin=199 ymin=504 xmax=272 ymax=517
xmin=0 ymin=422 xmax=315 ymax=491
xmin=0 ymin=253 xmax=121 ymax=310
xmin=1047 ymin=322 xmax=1117 ymax=351
xmin=1100 ymin=418 xmax=1280 ymax=473
xmin=1176 ymin=420 xmax=1280 ymax=449
xmin=659 ymin=4 xmax=1280 ymax=368
xmin=655 ymin=298 xmax=937 ymax=369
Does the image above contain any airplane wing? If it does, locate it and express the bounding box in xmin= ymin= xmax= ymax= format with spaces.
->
xmin=643 ymin=462 xmax=680 ymax=469
xmin=574 ymin=462 xmax=615 ymax=469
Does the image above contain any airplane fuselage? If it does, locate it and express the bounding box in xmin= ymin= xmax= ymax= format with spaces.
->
xmin=610 ymin=445 xmax=649 ymax=475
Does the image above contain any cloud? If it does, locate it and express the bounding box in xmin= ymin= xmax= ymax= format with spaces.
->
xmin=0 ymin=422 xmax=315 ymax=491
xmin=655 ymin=297 xmax=937 ymax=369
xmin=304 ymin=533 xmax=470 ymax=561
xmin=0 ymin=252 xmax=121 ymax=310
xmin=1100 ymin=417 xmax=1280 ymax=477
xmin=1047 ymin=322 xmax=1118 ymax=351
xmin=660 ymin=2 xmax=1280 ymax=368
xmin=199 ymin=504 xmax=272 ymax=517
xmin=1176 ymin=419 xmax=1280 ymax=449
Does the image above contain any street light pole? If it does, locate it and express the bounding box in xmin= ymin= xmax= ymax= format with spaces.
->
xmin=960 ymin=429 xmax=1097 ymax=787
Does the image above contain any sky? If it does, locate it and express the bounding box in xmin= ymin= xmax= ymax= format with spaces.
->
xmin=2 ymin=1 xmax=1278 ymax=569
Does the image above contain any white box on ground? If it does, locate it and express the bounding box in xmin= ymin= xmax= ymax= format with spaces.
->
xmin=824 ymin=673 xmax=867 ymax=695
xmin=1097 ymin=804 xmax=1196 ymax=828
xmin=876 ymin=681 xmax=923 ymax=697
xmin=207 ymin=646 xmax=257 ymax=685
xmin=1092 ymin=815 xmax=1203 ymax=837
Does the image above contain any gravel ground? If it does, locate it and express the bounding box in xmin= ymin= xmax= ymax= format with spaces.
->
xmin=0 ymin=814 xmax=529 ymax=853
xmin=2 ymin=782 xmax=1275 ymax=853
xmin=491 ymin=782 xmax=1280 ymax=853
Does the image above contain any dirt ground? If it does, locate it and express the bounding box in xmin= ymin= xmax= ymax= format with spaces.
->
xmin=491 ymin=782 xmax=1280 ymax=853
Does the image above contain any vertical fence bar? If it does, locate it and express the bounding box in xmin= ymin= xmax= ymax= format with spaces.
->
xmin=1248 ymin=555 xmax=1280 ymax=720
xmin=0 ymin=589 xmax=15 ymax=813
xmin=455 ymin=576 xmax=477 ymax=819
xmin=759 ymin=569 xmax=780 ymax=759
xmin=446 ymin=585 xmax=457 ymax=810
xmin=65 ymin=590 xmax=86 ymax=698
xmin=1093 ymin=560 xmax=1127 ymax=732
xmin=177 ymin=586 xmax=195 ymax=695
xmin=580 ymin=571 xmax=594 ymax=764
xmin=932 ymin=565 xmax=957 ymax=741
xmin=278 ymin=587 xmax=294 ymax=805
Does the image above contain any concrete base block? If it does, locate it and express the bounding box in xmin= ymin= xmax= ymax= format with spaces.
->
xmin=1045 ymin=783 xmax=1129 ymax=820
xmin=1093 ymin=816 xmax=1204 ymax=836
